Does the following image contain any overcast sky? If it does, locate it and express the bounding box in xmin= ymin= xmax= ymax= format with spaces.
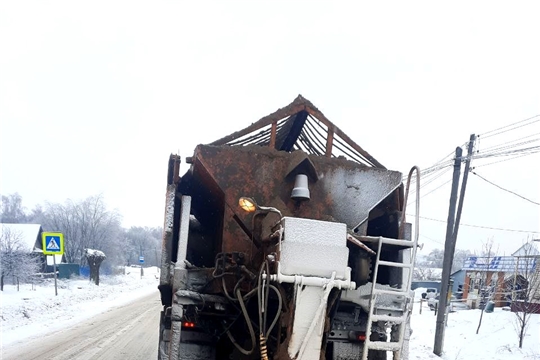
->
xmin=1 ymin=1 xmax=539 ymax=256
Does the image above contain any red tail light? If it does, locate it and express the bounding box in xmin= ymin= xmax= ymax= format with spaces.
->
xmin=182 ymin=321 xmax=196 ymax=328
xmin=348 ymin=331 xmax=367 ymax=342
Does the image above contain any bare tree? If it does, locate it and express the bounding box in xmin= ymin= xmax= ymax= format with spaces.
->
xmin=43 ymin=194 xmax=122 ymax=267
xmin=511 ymin=240 xmax=540 ymax=348
xmin=85 ymin=248 xmax=106 ymax=285
xmin=0 ymin=226 xmax=40 ymax=291
xmin=426 ymin=249 xmax=444 ymax=268
xmin=43 ymin=199 xmax=80 ymax=263
xmin=452 ymin=249 xmax=474 ymax=273
xmin=0 ymin=193 xmax=28 ymax=223
xmin=415 ymin=248 xmax=472 ymax=278
xmin=476 ymin=237 xmax=498 ymax=334
xmin=27 ymin=204 xmax=47 ymax=224
xmin=413 ymin=267 xmax=437 ymax=281
xmin=124 ymin=226 xmax=162 ymax=267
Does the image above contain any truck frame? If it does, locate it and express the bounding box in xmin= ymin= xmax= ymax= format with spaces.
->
xmin=157 ymin=95 xmax=420 ymax=360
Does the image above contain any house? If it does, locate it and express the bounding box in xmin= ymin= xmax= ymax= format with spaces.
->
xmin=0 ymin=223 xmax=43 ymax=252
xmin=0 ymin=223 xmax=63 ymax=272
xmin=512 ymin=242 xmax=540 ymax=257
xmin=461 ymin=242 xmax=539 ymax=308
xmin=510 ymin=242 xmax=540 ymax=313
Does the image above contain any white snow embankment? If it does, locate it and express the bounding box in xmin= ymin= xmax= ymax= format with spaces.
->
xmin=2 ymin=266 xmax=160 ymax=346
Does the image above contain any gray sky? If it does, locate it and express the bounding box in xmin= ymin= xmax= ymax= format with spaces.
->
xmin=1 ymin=1 xmax=539 ymax=255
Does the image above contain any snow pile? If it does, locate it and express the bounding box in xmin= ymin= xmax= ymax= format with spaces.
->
xmin=409 ymin=298 xmax=540 ymax=360
xmin=1 ymin=266 xmax=160 ymax=346
xmin=85 ymin=248 xmax=106 ymax=258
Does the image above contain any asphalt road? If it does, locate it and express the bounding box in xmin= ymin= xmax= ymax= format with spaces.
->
xmin=2 ymin=292 xmax=161 ymax=360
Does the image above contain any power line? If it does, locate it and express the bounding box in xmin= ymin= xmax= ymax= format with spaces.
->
xmin=471 ymin=171 xmax=540 ymax=206
xmin=470 ymin=145 xmax=540 ymax=160
xmin=409 ymin=166 xmax=452 ymax=196
xmin=421 ymin=178 xmax=453 ymax=198
xmin=480 ymin=115 xmax=540 ymax=139
xmin=407 ymin=214 xmax=540 ymax=233
xmin=478 ymin=132 xmax=540 ymax=153
xmin=408 ymin=178 xmax=452 ymax=205
xmin=420 ymin=234 xmax=444 ymax=246
xmin=414 ymin=169 xmax=451 ymax=194
xmin=475 ymin=139 xmax=540 ymax=159
xmin=403 ymin=143 xmax=467 ymax=183
xmin=473 ymin=152 xmax=536 ymax=169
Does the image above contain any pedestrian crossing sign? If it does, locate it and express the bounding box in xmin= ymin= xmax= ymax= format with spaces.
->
xmin=42 ymin=232 xmax=64 ymax=255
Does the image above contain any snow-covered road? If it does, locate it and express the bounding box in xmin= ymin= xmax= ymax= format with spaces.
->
xmin=2 ymin=291 xmax=161 ymax=360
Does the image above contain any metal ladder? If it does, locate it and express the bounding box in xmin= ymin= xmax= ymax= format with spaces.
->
xmin=362 ymin=166 xmax=420 ymax=360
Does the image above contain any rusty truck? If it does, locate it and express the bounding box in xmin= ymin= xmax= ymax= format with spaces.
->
xmin=157 ymin=95 xmax=420 ymax=360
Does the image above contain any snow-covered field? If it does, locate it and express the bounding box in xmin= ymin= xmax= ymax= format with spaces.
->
xmin=410 ymin=288 xmax=540 ymax=360
xmin=1 ymin=276 xmax=539 ymax=359
xmin=1 ymin=266 xmax=160 ymax=347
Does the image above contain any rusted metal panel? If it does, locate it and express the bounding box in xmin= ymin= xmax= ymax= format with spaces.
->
xmin=221 ymin=204 xmax=256 ymax=256
xmin=209 ymin=94 xmax=386 ymax=170
xmin=188 ymin=145 xmax=402 ymax=254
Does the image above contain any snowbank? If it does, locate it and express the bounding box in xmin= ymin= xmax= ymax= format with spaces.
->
xmin=2 ymin=266 xmax=160 ymax=347
xmin=409 ymin=297 xmax=540 ymax=359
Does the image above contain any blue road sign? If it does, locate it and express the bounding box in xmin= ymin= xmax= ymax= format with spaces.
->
xmin=139 ymin=256 xmax=144 ymax=263
xmin=42 ymin=232 xmax=64 ymax=255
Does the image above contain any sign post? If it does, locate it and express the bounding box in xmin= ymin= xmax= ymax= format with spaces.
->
xmin=139 ymin=255 xmax=144 ymax=279
xmin=42 ymin=232 xmax=64 ymax=296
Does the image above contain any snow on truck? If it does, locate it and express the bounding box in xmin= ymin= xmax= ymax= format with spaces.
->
xmin=157 ymin=95 xmax=421 ymax=360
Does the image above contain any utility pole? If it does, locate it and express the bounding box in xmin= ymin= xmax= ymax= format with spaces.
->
xmin=433 ymin=146 xmax=462 ymax=356
xmin=434 ymin=134 xmax=476 ymax=356
xmin=452 ymin=134 xmax=476 ymax=248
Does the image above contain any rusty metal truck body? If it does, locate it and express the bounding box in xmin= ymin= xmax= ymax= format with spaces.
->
xmin=157 ymin=96 xmax=420 ymax=360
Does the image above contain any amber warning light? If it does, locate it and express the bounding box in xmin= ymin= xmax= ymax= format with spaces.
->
xmin=238 ymin=197 xmax=257 ymax=213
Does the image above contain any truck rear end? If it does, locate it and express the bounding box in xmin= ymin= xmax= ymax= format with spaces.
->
xmin=157 ymin=95 xmax=420 ymax=360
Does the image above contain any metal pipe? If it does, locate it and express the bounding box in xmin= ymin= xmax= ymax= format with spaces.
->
xmin=264 ymin=262 xmax=356 ymax=290
xmin=174 ymin=196 xmax=192 ymax=271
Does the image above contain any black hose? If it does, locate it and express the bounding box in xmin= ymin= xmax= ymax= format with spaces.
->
xmin=266 ymin=284 xmax=282 ymax=336
xmin=221 ymin=277 xmax=237 ymax=302
xmin=257 ymin=260 xmax=283 ymax=353
xmin=225 ymin=287 xmax=256 ymax=356
xmin=221 ymin=261 xmax=282 ymax=357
